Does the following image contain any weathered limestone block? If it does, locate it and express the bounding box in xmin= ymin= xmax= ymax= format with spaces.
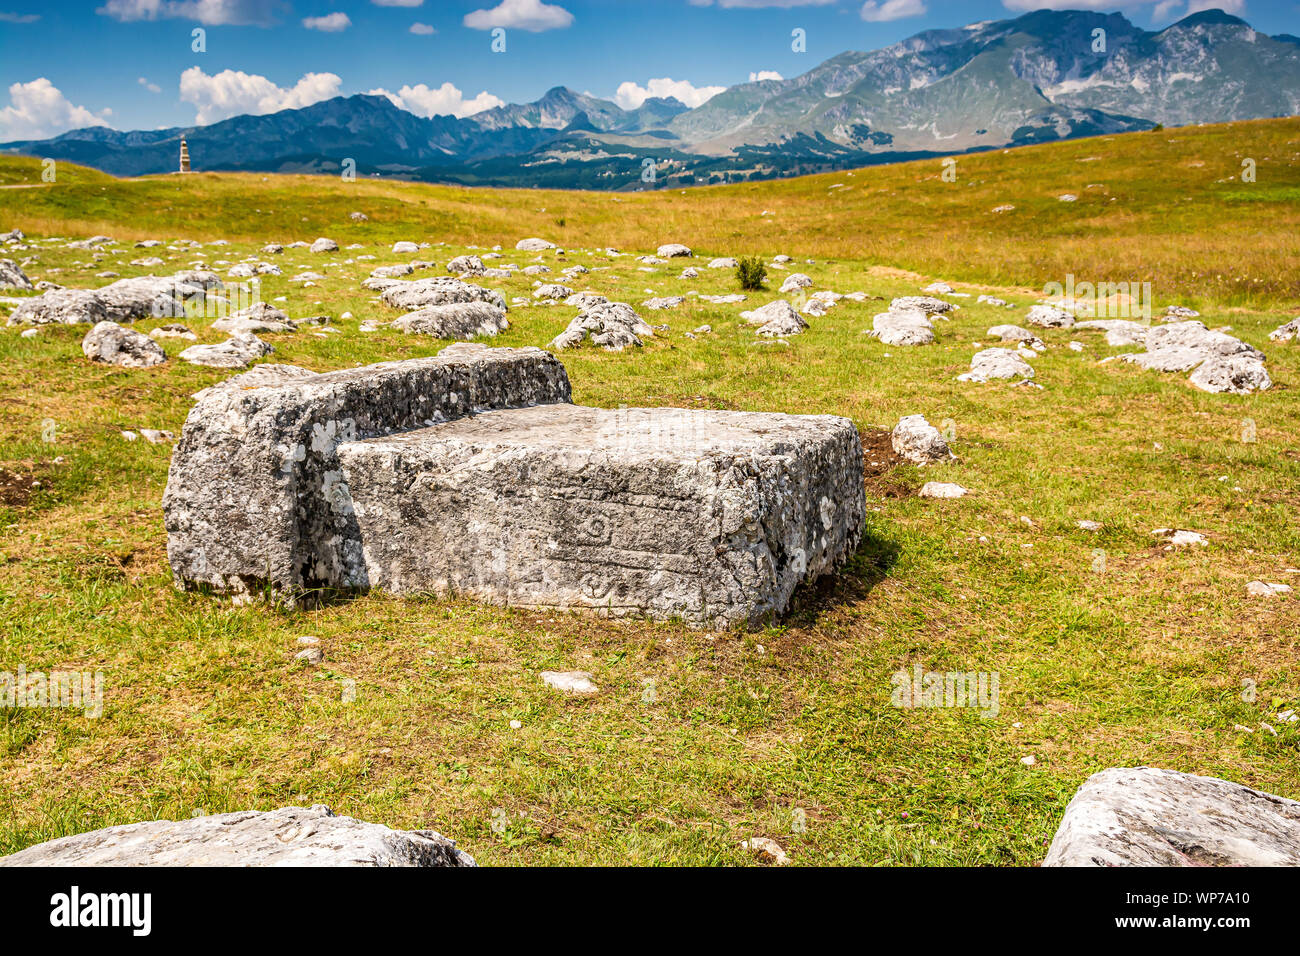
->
xmin=163 ymin=344 xmax=572 ymax=602
xmin=0 ymin=805 xmax=474 ymax=867
xmin=1043 ymin=767 xmax=1300 ymax=867
xmin=336 ymin=404 xmax=864 ymax=628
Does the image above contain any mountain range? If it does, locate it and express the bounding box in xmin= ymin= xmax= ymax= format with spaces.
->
xmin=4 ymin=8 xmax=1297 ymax=190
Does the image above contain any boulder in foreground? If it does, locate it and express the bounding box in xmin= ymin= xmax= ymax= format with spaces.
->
xmin=164 ymin=344 xmax=572 ymax=603
xmin=338 ymin=403 xmax=864 ymax=629
xmin=1043 ymin=767 xmax=1300 ymax=866
xmin=165 ymin=346 xmax=865 ymax=628
xmin=0 ymin=805 xmax=474 ymax=867
xmin=82 ymin=321 xmax=167 ymax=368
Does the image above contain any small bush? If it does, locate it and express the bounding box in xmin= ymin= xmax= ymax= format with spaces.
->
xmin=736 ymin=256 xmax=767 ymax=291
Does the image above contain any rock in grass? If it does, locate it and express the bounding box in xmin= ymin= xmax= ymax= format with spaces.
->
xmin=891 ymin=415 xmax=953 ymax=465
xmin=1268 ymin=317 xmax=1300 ymax=343
xmin=0 ymin=258 xmax=33 ymax=290
xmin=1119 ymin=322 xmax=1270 ymax=393
xmin=391 ymin=302 xmax=509 ymax=340
xmin=82 ymin=321 xmax=167 ymax=368
xmin=540 ymin=671 xmax=599 ymax=695
xmin=370 ymin=264 xmax=413 ymax=279
xmin=959 ymin=348 xmax=1033 ymax=382
xmin=150 ymin=324 xmax=197 ymax=341
xmin=447 ymin=254 xmax=485 ymax=276
xmin=987 ymin=325 xmax=1044 ymax=348
xmin=7 ymin=271 xmax=221 ymax=326
xmin=1072 ymin=319 xmax=1148 ymax=347
xmin=868 ymin=311 xmax=934 ymax=346
xmin=565 ymin=292 xmax=608 ymax=309
xmin=178 ymin=332 xmax=274 ymax=369
xmin=309 ymin=237 xmax=338 ymax=253
xmin=779 ymin=273 xmax=813 ymax=294
xmin=1026 ymin=305 xmax=1074 ymax=328
xmin=550 ymin=302 xmax=653 ymax=351
xmin=533 ymin=283 xmax=574 ymax=300
xmin=656 ymin=243 xmax=692 ymax=258
xmin=642 ymin=296 xmax=685 ymax=310
xmin=1246 ymin=581 xmax=1292 ymax=597
xmin=1146 ymin=321 xmax=1262 ymax=361
xmin=0 ymin=805 xmax=475 ymax=867
xmin=891 ymin=296 xmax=956 ymax=316
xmin=918 ymin=481 xmax=967 ymax=499
xmin=212 ymin=302 xmax=295 ymax=334
xmin=741 ymin=837 xmax=790 ymax=866
xmin=755 ymin=309 xmax=808 ymax=337
xmin=516 ymin=237 xmax=556 ymax=252
xmin=294 ymin=646 xmax=324 ymax=664
xmin=740 ymin=299 xmax=799 ymax=327
xmin=1043 ymin=767 xmax=1300 ymax=867
xmin=380 ymin=276 xmax=506 ymax=313
xmin=1152 ymin=528 xmax=1208 ymax=547
xmin=1188 ymin=355 xmax=1272 ymax=394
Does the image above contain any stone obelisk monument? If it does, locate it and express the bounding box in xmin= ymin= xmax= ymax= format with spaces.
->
xmin=179 ymin=138 xmax=191 ymax=174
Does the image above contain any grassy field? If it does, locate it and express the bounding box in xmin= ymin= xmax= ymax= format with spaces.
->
xmin=0 ymin=118 xmax=1298 ymax=866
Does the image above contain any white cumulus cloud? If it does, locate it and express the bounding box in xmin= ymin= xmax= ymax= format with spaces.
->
xmin=0 ymin=78 xmax=112 ymax=141
xmin=179 ymin=67 xmax=342 ymax=124
xmin=860 ymin=0 xmax=926 ymax=22
xmin=689 ymin=1 xmax=836 ymax=7
xmin=373 ymin=0 xmax=423 ymax=6
xmin=369 ymin=83 xmax=505 ymax=119
xmin=1001 ymin=0 xmax=1243 ymax=12
xmin=138 ymin=76 xmax=163 ymax=93
xmin=96 ymin=0 xmax=286 ymax=26
xmin=409 ymin=22 xmax=435 ymax=34
xmin=614 ymin=78 xmax=725 ymax=110
xmin=749 ymin=71 xmax=783 ymax=82
xmin=303 ymin=12 xmax=350 ymax=31
xmin=463 ymin=0 xmax=573 ymax=32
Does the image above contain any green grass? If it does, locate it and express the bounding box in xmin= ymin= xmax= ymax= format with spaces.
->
xmin=0 ymin=118 xmax=1298 ymax=866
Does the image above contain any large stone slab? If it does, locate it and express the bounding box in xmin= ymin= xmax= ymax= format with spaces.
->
xmin=336 ymin=403 xmax=864 ymax=628
xmin=163 ymin=344 xmax=571 ymax=603
xmin=1043 ymin=767 xmax=1300 ymax=867
xmin=0 ymin=805 xmax=474 ymax=867
xmin=7 ymin=271 xmax=221 ymax=326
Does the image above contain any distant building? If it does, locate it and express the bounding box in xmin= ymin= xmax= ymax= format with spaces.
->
xmin=179 ymin=138 xmax=191 ymax=174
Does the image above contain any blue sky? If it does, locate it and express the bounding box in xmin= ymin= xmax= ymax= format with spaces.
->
xmin=0 ymin=0 xmax=1296 ymax=140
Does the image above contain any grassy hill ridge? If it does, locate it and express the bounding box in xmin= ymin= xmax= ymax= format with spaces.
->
xmin=3 ymin=116 xmax=1298 ymax=311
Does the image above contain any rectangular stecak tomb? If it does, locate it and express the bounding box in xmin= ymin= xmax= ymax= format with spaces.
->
xmin=164 ymin=344 xmax=865 ymax=628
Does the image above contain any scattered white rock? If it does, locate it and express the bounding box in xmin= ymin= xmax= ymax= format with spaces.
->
xmin=82 ymin=321 xmax=167 ymax=368
xmin=1043 ymin=767 xmax=1300 ymax=867
xmin=919 ymin=481 xmax=967 ymax=499
xmin=740 ymin=837 xmax=790 ymax=866
xmin=1026 ymin=305 xmax=1074 ymax=328
xmin=959 ymin=348 xmax=1034 ymax=382
xmin=1152 ymin=528 xmax=1208 ymax=548
xmin=891 ymin=415 xmax=953 ymax=465
xmin=1246 ymin=581 xmax=1292 ymax=598
xmin=540 ymin=671 xmax=599 ymax=695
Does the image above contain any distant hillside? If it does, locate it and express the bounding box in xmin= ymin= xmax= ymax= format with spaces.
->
xmin=2 ymin=8 xmax=1296 ymax=190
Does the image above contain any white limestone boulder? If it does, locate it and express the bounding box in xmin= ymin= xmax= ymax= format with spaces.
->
xmin=1044 ymin=767 xmax=1300 ymax=867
